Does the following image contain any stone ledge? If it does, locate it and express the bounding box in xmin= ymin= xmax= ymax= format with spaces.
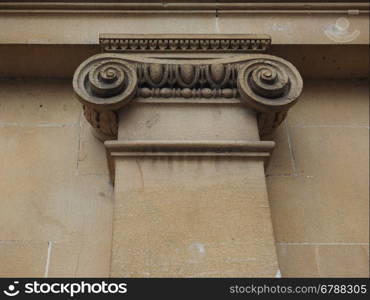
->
xmin=0 ymin=12 xmax=368 ymax=45
xmin=0 ymin=2 xmax=368 ymax=14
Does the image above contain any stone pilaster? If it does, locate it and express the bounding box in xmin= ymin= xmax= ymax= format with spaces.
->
xmin=73 ymin=35 xmax=303 ymax=277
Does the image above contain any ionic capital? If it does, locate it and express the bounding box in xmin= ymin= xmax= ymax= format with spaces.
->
xmin=73 ymin=35 xmax=303 ymax=140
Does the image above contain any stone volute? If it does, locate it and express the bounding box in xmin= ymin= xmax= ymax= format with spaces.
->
xmin=72 ymin=34 xmax=303 ymax=277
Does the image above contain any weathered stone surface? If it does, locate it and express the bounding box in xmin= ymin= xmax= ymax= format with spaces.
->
xmin=0 ymin=79 xmax=80 ymax=125
xmin=0 ymin=13 xmax=368 ymax=45
xmin=0 ymin=14 xmax=216 ymax=45
xmin=112 ymin=158 xmax=278 ymax=277
xmin=108 ymin=91 xmax=280 ymax=276
xmin=46 ymin=175 xmax=114 ymax=277
xmin=0 ymin=78 xmax=367 ymax=277
xmin=265 ymin=123 xmax=294 ymax=176
xmin=289 ymin=79 xmax=369 ymax=127
xmin=277 ymin=244 xmax=319 ymax=277
xmin=0 ymin=126 xmax=79 ymax=241
xmin=277 ymin=244 xmax=369 ymax=278
xmin=268 ymin=174 xmax=369 ymax=244
xmin=290 ymin=126 xmax=368 ymax=180
xmin=78 ymin=117 xmax=110 ymax=175
xmin=217 ymin=14 xmax=369 ymax=45
xmin=0 ymin=242 xmax=48 ymax=277
xmin=266 ymin=78 xmax=369 ymax=277
xmin=0 ymin=13 xmax=367 ymax=278
xmin=316 ymin=245 xmax=369 ymax=277
xmin=118 ymin=103 xmax=259 ymax=141
xmin=0 ymin=80 xmax=114 ymax=277
xmin=1 ymin=45 xmax=368 ymax=80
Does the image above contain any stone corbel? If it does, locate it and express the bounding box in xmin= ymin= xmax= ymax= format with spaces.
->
xmin=73 ymin=35 xmax=303 ymax=182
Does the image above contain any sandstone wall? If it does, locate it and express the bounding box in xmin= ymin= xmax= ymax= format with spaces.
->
xmin=0 ymin=78 xmax=367 ymax=277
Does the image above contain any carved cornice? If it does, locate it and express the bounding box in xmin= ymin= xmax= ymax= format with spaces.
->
xmin=73 ymin=52 xmax=303 ymax=140
xmin=100 ymin=34 xmax=271 ymax=53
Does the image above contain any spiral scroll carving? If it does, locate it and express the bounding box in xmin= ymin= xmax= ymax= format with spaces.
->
xmin=237 ymin=59 xmax=302 ymax=112
xmin=237 ymin=58 xmax=303 ymax=135
xmin=88 ymin=63 xmax=126 ymax=98
xmin=73 ymin=53 xmax=303 ymax=140
xmin=73 ymin=56 xmax=137 ymax=140
xmin=73 ymin=57 xmax=137 ymax=110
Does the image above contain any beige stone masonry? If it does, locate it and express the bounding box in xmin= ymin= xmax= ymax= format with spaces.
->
xmin=72 ymin=34 xmax=303 ymax=277
xmin=0 ymin=78 xmax=367 ymax=278
xmin=0 ymin=4 xmax=368 ymax=45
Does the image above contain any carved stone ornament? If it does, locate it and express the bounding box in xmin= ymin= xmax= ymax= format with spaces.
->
xmin=100 ymin=34 xmax=271 ymax=53
xmin=73 ymin=35 xmax=303 ymax=140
